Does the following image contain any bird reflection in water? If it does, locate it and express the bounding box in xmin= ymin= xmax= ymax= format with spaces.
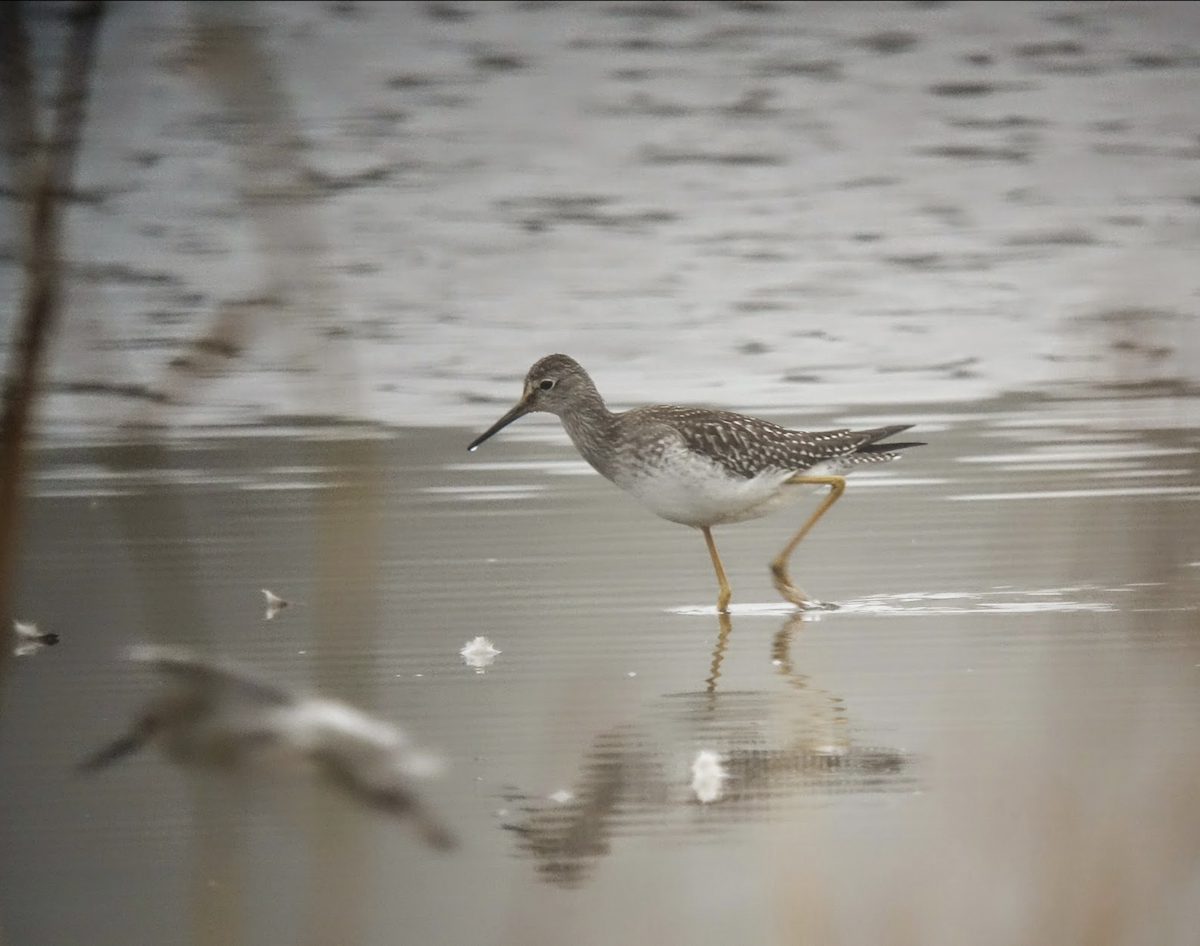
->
xmin=79 ymin=645 xmax=457 ymax=850
xmin=503 ymin=613 xmax=911 ymax=886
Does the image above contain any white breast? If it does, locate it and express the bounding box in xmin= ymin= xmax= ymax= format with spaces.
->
xmin=611 ymin=440 xmax=807 ymax=528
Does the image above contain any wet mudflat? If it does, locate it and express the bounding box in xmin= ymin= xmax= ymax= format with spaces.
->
xmin=2 ymin=390 xmax=1198 ymax=945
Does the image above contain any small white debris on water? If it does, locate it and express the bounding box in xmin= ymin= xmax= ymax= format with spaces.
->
xmin=691 ymin=749 xmax=729 ymax=804
xmin=13 ymin=620 xmax=60 ymax=657
xmin=262 ymin=589 xmax=288 ymax=620
xmin=461 ymin=636 xmax=501 ymax=671
xmin=549 ymin=789 xmax=574 ymax=804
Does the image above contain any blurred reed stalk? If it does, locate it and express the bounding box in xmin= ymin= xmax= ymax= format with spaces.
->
xmin=101 ymin=6 xmax=380 ymax=944
xmin=0 ymin=0 xmax=105 ymax=696
xmin=0 ymin=3 xmax=105 ymax=943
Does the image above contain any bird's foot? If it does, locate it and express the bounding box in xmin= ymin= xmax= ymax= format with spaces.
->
xmin=792 ymin=596 xmax=840 ymax=613
xmin=770 ymin=566 xmax=840 ymax=612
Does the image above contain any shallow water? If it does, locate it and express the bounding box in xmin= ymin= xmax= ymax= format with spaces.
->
xmin=2 ymin=390 xmax=1199 ymax=945
xmin=5 ymin=2 xmax=1200 ymax=942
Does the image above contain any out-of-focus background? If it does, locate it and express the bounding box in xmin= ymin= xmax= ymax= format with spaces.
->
xmin=2 ymin=2 xmax=1199 ymax=945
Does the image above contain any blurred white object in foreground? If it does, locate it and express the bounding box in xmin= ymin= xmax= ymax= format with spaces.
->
xmin=79 ymin=644 xmax=456 ymax=850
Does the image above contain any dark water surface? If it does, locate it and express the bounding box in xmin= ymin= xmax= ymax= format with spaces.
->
xmin=2 ymin=391 xmax=1199 ymax=945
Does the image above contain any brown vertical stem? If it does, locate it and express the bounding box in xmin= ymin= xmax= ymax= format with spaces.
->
xmin=184 ymin=8 xmax=377 ymax=944
xmin=0 ymin=0 xmax=106 ymax=691
xmin=0 ymin=5 xmax=105 ymax=943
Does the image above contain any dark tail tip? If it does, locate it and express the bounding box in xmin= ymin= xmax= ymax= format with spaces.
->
xmin=43 ymin=633 xmax=60 ymax=646
xmin=859 ymin=439 xmax=927 ymax=454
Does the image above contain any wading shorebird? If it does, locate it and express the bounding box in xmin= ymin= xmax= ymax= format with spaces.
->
xmin=468 ymin=354 xmax=925 ymax=612
xmin=78 ymin=645 xmax=457 ymax=850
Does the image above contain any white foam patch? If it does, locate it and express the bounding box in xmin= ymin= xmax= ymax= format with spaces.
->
xmin=667 ymin=586 xmax=1135 ymax=617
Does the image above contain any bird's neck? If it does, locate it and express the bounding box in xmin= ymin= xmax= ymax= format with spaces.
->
xmin=558 ymin=384 xmax=620 ymax=478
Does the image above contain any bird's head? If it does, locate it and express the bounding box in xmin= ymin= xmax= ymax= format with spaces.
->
xmin=468 ymin=354 xmax=593 ymax=450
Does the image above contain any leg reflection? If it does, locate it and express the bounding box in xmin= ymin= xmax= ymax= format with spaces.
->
xmin=771 ymin=613 xmax=850 ymax=755
xmin=705 ymin=611 xmax=734 ymax=694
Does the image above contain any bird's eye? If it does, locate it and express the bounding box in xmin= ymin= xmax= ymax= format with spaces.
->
xmin=539 ymin=379 xmax=555 ymax=391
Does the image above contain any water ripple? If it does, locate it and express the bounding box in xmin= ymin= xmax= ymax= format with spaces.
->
xmin=669 ymin=586 xmax=1135 ymax=617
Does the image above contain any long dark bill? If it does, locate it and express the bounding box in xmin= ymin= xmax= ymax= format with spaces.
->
xmin=468 ymin=397 xmax=532 ymax=452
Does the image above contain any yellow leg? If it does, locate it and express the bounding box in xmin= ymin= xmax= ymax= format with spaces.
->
xmin=769 ymin=475 xmax=846 ymax=610
xmin=702 ymin=526 xmax=732 ymax=614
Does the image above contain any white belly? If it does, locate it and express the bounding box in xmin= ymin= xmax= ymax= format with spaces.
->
xmin=611 ymin=442 xmax=813 ymax=528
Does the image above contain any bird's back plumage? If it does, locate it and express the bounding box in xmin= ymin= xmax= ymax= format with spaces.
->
xmin=623 ymin=409 xmax=923 ymax=481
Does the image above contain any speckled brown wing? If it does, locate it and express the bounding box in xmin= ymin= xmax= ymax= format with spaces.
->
xmin=639 ymin=408 xmax=921 ymax=480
